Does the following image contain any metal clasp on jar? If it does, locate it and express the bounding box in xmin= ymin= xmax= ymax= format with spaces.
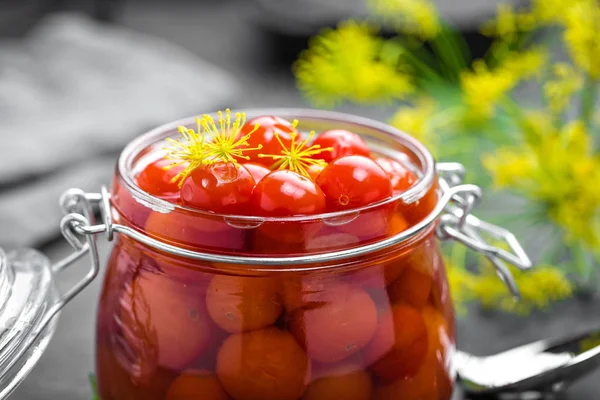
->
xmin=45 ymin=162 xmax=532 ymax=340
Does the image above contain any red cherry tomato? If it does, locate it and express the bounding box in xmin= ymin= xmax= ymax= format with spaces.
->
xmin=376 ymin=157 xmax=417 ymax=192
xmin=316 ymin=155 xmax=392 ymax=210
xmin=251 ymin=170 xmax=326 ymax=216
xmin=243 ymin=162 xmax=271 ymax=183
xmin=311 ymin=130 xmax=370 ymax=162
xmin=181 ymin=162 xmax=255 ymax=214
xmin=136 ymin=158 xmax=186 ymax=199
xmin=239 ymin=116 xmax=296 ymax=167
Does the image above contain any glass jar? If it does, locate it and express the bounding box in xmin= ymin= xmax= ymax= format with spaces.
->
xmin=13 ymin=109 xmax=530 ymax=400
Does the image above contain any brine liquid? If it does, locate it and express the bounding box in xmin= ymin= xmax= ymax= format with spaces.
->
xmin=96 ymin=231 xmax=456 ymax=400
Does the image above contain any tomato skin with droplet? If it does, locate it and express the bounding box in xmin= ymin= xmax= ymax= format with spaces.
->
xmin=136 ymin=158 xmax=186 ymax=199
xmin=311 ymin=130 xmax=370 ymax=162
xmin=316 ymin=155 xmax=392 ymax=211
xmin=251 ymin=170 xmax=326 ymax=216
xmin=239 ymin=116 xmax=296 ymax=167
xmin=181 ymin=162 xmax=255 ymax=214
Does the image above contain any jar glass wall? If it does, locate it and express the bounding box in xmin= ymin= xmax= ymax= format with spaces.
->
xmin=95 ymin=110 xmax=456 ymax=400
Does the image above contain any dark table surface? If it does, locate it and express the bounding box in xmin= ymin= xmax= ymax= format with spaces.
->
xmin=10 ymin=1 xmax=600 ymax=399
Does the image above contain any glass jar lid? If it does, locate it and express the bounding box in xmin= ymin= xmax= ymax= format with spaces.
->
xmin=0 ymin=248 xmax=59 ymax=399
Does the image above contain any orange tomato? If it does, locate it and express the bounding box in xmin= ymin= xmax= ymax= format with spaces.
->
xmin=372 ymin=307 xmax=455 ymax=400
xmin=302 ymin=362 xmax=372 ymax=400
xmin=166 ymin=370 xmax=229 ymax=400
xmin=363 ymin=304 xmax=428 ymax=381
xmin=120 ymin=271 xmax=214 ymax=371
xmin=372 ymin=357 xmax=439 ymax=400
xmin=289 ymin=283 xmax=378 ymax=363
xmin=205 ymin=275 xmax=282 ymax=333
xmin=216 ymin=327 xmax=310 ymax=400
xmin=281 ymin=274 xmax=345 ymax=313
xmin=400 ymin=180 xmax=438 ymax=225
xmin=96 ymin=342 xmax=176 ymax=400
xmin=387 ymin=266 xmax=433 ymax=309
xmin=336 ymin=206 xmax=400 ymax=241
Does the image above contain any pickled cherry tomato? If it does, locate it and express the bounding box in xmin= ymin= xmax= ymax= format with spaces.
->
xmin=374 ymin=308 xmax=453 ymax=400
xmin=316 ymin=155 xmax=392 ymax=210
xmin=289 ymin=282 xmax=378 ymax=363
xmin=251 ymin=170 xmax=326 ymax=216
xmin=120 ymin=272 xmax=214 ymax=371
xmin=303 ymin=362 xmax=372 ymax=400
xmin=205 ymin=275 xmax=282 ymax=333
xmin=166 ymin=370 xmax=229 ymax=400
xmin=376 ymin=157 xmax=417 ymax=192
xmin=388 ymin=263 xmax=433 ymax=309
xmin=181 ymin=162 xmax=255 ymax=214
xmin=363 ymin=304 xmax=428 ymax=381
xmin=243 ymin=162 xmax=271 ymax=183
xmin=311 ymin=130 xmax=370 ymax=162
xmin=216 ymin=327 xmax=309 ymax=400
xmin=136 ymin=158 xmax=186 ymax=199
xmin=239 ymin=116 xmax=296 ymax=167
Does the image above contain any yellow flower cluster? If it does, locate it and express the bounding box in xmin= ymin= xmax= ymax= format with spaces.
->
xmin=563 ymin=1 xmax=600 ymax=79
xmin=294 ymin=21 xmax=413 ymax=107
xmin=445 ymin=247 xmax=573 ymax=315
xmin=388 ymin=99 xmax=436 ymax=151
xmin=472 ymin=263 xmax=573 ymax=315
xmin=481 ymin=4 xmax=536 ymax=38
xmin=484 ymin=118 xmax=600 ymax=248
xmin=460 ymin=49 xmax=547 ymax=120
xmin=367 ymin=0 xmax=441 ymax=39
xmin=543 ymin=63 xmax=584 ymax=114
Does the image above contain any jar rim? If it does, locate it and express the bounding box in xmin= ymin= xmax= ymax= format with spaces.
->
xmin=117 ymin=108 xmax=436 ymax=222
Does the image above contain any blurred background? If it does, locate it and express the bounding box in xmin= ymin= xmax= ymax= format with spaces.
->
xmin=1 ymin=0 xmax=599 ymax=399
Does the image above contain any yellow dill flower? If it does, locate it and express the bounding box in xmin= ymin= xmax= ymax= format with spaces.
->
xmin=461 ymin=60 xmax=516 ymax=119
xmin=543 ymin=63 xmax=584 ymax=114
xmin=481 ymin=4 xmax=537 ymax=38
xmin=388 ymin=99 xmax=437 ymax=151
xmin=501 ymin=48 xmax=548 ymax=80
xmin=294 ymin=21 xmax=414 ymax=107
xmin=163 ymin=109 xmax=261 ymax=185
xmin=563 ymin=0 xmax=600 ymax=78
xmin=531 ymin=0 xmax=570 ymax=24
xmin=445 ymin=262 xmax=477 ymax=316
xmin=473 ymin=263 xmax=573 ymax=315
xmin=484 ymin=120 xmax=600 ymax=248
xmin=368 ymin=0 xmax=441 ymax=39
xmin=258 ymin=124 xmax=333 ymax=178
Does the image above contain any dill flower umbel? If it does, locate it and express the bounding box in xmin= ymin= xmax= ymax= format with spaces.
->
xmin=481 ymin=4 xmax=536 ymax=39
xmin=389 ymin=99 xmax=437 ymax=151
xmin=460 ymin=60 xmax=516 ymax=119
xmin=563 ymin=0 xmax=600 ymax=79
xmin=484 ymin=120 xmax=600 ymax=249
xmin=294 ymin=21 xmax=413 ymax=107
xmin=367 ymin=0 xmax=441 ymax=39
xmin=258 ymin=125 xmax=333 ymax=178
xmin=543 ymin=63 xmax=584 ymax=114
xmin=472 ymin=263 xmax=573 ymax=315
xmin=163 ymin=109 xmax=261 ymax=185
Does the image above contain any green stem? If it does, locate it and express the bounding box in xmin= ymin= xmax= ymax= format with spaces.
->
xmin=428 ymin=23 xmax=469 ymax=81
xmin=399 ymin=47 xmax=445 ymax=84
xmin=581 ymin=75 xmax=596 ymax=132
xmin=572 ymin=242 xmax=592 ymax=281
xmin=451 ymin=242 xmax=468 ymax=270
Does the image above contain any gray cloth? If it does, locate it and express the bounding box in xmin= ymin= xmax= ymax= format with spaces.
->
xmin=0 ymin=13 xmax=239 ymax=248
